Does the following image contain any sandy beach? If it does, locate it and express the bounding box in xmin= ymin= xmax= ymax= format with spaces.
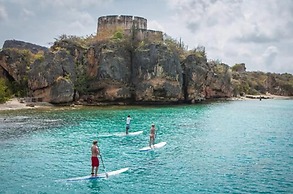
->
xmin=0 ymin=95 xmax=292 ymax=111
xmin=0 ymin=98 xmax=54 ymax=111
xmin=233 ymin=94 xmax=293 ymax=101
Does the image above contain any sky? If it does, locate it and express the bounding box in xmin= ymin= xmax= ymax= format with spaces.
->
xmin=0 ymin=0 xmax=292 ymax=74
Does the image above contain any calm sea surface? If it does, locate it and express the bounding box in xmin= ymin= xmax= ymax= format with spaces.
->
xmin=0 ymin=100 xmax=292 ymax=194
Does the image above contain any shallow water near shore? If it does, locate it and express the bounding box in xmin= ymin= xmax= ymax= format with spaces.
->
xmin=0 ymin=100 xmax=292 ymax=193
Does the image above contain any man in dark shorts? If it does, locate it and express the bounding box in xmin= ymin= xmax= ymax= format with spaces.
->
xmin=126 ymin=115 xmax=131 ymax=134
xmin=91 ymin=140 xmax=100 ymax=176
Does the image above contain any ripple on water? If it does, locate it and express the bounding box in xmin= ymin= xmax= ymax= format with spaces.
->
xmin=0 ymin=101 xmax=292 ymax=193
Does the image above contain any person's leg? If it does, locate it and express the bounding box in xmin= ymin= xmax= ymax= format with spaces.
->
xmin=149 ymin=136 xmax=151 ymax=147
xmin=95 ymin=167 xmax=98 ymax=176
xmin=91 ymin=166 xmax=94 ymax=176
xmin=149 ymin=137 xmax=154 ymax=147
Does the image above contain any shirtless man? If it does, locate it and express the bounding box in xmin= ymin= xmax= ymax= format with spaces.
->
xmin=149 ymin=124 xmax=156 ymax=147
xmin=91 ymin=140 xmax=100 ymax=176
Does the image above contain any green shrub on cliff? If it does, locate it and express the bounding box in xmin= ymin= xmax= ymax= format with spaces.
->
xmin=8 ymin=78 xmax=28 ymax=98
xmin=112 ymin=29 xmax=124 ymax=40
xmin=33 ymin=51 xmax=45 ymax=62
xmin=164 ymin=35 xmax=187 ymax=60
xmin=0 ymin=78 xmax=12 ymax=103
xmin=231 ymin=63 xmax=245 ymax=72
xmin=190 ymin=45 xmax=206 ymax=59
xmin=74 ymin=72 xmax=91 ymax=95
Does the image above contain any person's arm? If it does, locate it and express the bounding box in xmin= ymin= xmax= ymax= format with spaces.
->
xmin=97 ymin=146 xmax=100 ymax=156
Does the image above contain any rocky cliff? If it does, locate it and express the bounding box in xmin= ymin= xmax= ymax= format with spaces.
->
xmin=0 ymin=38 xmax=292 ymax=105
xmin=231 ymin=69 xmax=293 ymax=96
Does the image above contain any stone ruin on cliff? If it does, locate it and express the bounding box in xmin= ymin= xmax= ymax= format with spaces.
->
xmin=96 ymin=15 xmax=163 ymax=42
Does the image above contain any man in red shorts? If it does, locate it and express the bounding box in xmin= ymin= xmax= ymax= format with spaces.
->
xmin=91 ymin=140 xmax=100 ymax=176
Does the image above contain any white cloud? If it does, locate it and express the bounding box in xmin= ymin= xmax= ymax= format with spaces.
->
xmin=21 ymin=8 xmax=35 ymax=19
xmin=165 ymin=0 xmax=293 ymax=73
xmin=66 ymin=11 xmax=96 ymax=35
xmin=261 ymin=46 xmax=278 ymax=70
xmin=148 ymin=20 xmax=165 ymax=32
xmin=0 ymin=4 xmax=8 ymax=21
xmin=40 ymin=0 xmax=113 ymax=9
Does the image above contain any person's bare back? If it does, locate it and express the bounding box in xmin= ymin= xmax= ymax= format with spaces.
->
xmin=91 ymin=144 xmax=99 ymax=157
xmin=149 ymin=124 xmax=156 ymax=147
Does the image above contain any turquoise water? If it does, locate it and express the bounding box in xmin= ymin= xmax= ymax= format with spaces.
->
xmin=0 ymin=100 xmax=292 ymax=193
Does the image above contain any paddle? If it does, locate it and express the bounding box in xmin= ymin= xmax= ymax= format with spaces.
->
xmin=99 ymin=154 xmax=109 ymax=178
xmin=97 ymin=144 xmax=109 ymax=178
xmin=155 ymin=126 xmax=159 ymax=145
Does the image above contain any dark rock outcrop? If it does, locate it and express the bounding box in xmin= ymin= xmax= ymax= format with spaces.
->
xmin=231 ymin=65 xmax=293 ymax=96
xmin=182 ymin=55 xmax=233 ymax=102
xmin=82 ymin=41 xmax=133 ymax=103
xmin=3 ymin=40 xmax=48 ymax=54
xmin=132 ymin=43 xmax=184 ymax=102
xmin=0 ymin=49 xmax=29 ymax=83
xmin=28 ymin=50 xmax=76 ymax=103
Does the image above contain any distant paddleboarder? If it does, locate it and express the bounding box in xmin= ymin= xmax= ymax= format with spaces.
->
xmin=149 ymin=124 xmax=156 ymax=147
xmin=91 ymin=140 xmax=100 ymax=176
xmin=125 ymin=115 xmax=132 ymax=134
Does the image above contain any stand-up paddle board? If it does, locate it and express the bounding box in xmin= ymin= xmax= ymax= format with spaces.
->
xmin=139 ymin=142 xmax=167 ymax=151
xmin=62 ymin=168 xmax=129 ymax=181
xmin=116 ymin=130 xmax=143 ymax=137
xmin=99 ymin=131 xmax=143 ymax=137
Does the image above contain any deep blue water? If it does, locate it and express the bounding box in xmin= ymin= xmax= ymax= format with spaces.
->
xmin=0 ymin=100 xmax=292 ymax=193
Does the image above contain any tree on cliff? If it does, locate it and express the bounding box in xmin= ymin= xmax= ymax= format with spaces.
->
xmin=0 ymin=78 xmax=12 ymax=103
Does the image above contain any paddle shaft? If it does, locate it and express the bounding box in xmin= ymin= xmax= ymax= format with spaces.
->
xmin=97 ymin=145 xmax=109 ymax=177
xmin=155 ymin=126 xmax=158 ymax=143
xmin=100 ymin=154 xmax=106 ymax=171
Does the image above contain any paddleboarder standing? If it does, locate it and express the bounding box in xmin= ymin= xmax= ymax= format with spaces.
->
xmin=125 ymin=115 xmax=132 ymax=134
xmin=91 ymin=140 xmax=100 ymax=176
xmin=149 ymin=124 xmax=156 ymax=147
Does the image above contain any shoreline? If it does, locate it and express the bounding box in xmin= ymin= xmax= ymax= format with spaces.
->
xmin=0 ymin=95 xmax=292 ymax=111
xmin=231 ymin=94 xmax=293 ymax=101
xmin=0 ymin=98 xmax=55 ymax=111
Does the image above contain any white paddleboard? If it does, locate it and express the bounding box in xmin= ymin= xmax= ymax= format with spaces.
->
xmin=99 ymin=131 xmax=143 ymax=137
xmin=63 ymin=167 xmax=129 ymax=181
xmin=116 ymin=130 xmax=143 ymax=137
xmin=139 ymin=142 xmax=167 ymax=151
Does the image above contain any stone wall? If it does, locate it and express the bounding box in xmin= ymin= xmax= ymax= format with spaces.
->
xmin=97 ymin=15 xmax=147 ymax=33
xmin=97 ymin=15 xmax=163 ymax=42
xmin=124 ymin=29 xmax=163 ymax=42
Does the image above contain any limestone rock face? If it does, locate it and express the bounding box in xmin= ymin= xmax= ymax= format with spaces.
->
xmin=132 ymin=43 xmax=184 ymax=102
xmin=83 ymin=41 xmax=133 ymax=102
xmin=264 ymin=73 xmax=293 ymax=96
xmin=182 ymin=54 xmax=209 ymax=102
xmin=50 ymin=78 xmax=75 ymax=103
xmin=1 ymin=39 xmax=292 ymax=105
xmin=0 ymin=49 xmax=29 ymax=83
xmin=28 ymin=50 xmax=76 ymax=103
xmin=182 ymin=55 xmax=233 ymax=102
xmin=206 ymin=62 xmax=233 ymax=98
xmin=231 ymin=71 xmax=293 ymax=97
